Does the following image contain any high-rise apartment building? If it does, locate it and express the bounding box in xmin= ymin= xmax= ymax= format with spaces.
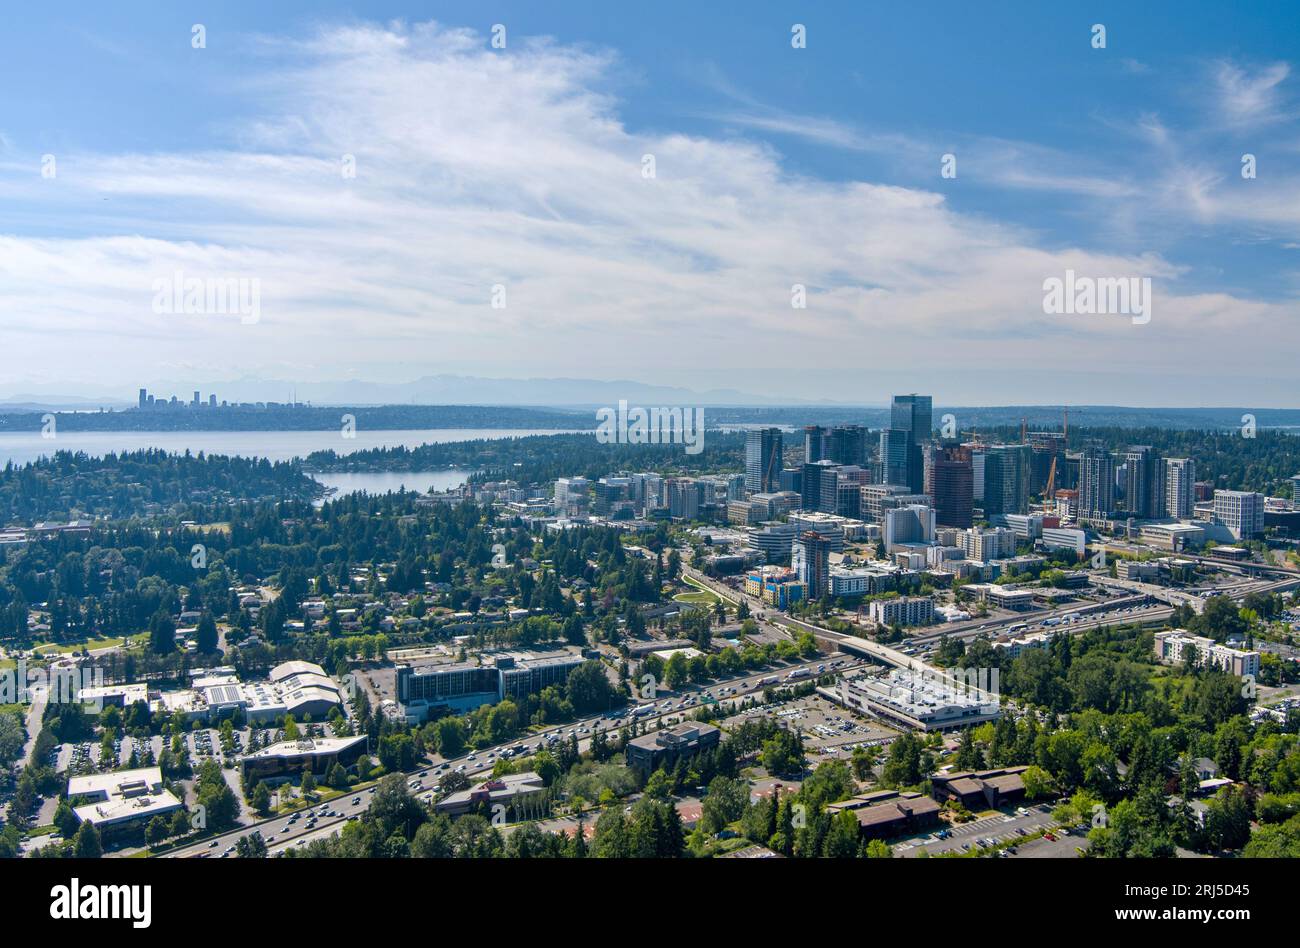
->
xmin=667 ymin=478 xmax=702 ymax=520
xmin=745 ymin=428 xmax=784 ymax=494
xmin=884 ymin=504 xmax=936 ymax=552
xmin=1078 ymin=444 xmax=1116 ymax=520
xmin=1123 ymin=445 xmax=1164 ymax=519
xmin=801 ymin=459 xmax=839 ymax=512
xmin=826 ymin=425 xmax=868 ymax=467
xmin=793 ymin=530 xmax=833 ymax=598
xmin=1162 ymin=458 xmax=1195 ymax=519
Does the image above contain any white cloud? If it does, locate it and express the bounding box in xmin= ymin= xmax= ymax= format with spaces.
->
xmin=1215 ymin=60 xmax=1290 ymax=127
xmin=0 ymin=21 xmax=1294 ymax=403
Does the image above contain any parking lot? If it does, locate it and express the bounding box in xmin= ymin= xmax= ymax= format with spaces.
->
xmin=721 ymin=693 xmax=898 ymax=759
xmin=893 ymin=804 xmax=1064 ymax=857
xmin=53 ymin=718 xmax=345 ymax=779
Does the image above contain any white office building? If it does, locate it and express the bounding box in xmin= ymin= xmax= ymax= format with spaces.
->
xmin=1153 ymin=630 xmax=1260 ymax=678
xmin=960 ymin=527 xmax=1016 ymax=563
xmin=868 ymin=596 xmax=935 ymax=627
xmin=1040 ymin=526 xmax=1087 ymax=559
xmin=884 ymin=504 xmax=935 ymax=553
xmin=1213 ymin=490 xmax=1264 ymax=540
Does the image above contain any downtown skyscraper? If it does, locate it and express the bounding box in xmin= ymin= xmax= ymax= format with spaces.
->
xmin=931 ymin=444 xmax=974 ymax=528
xmin=888 ymin=393 xmax=932 ymax=493
xmin=981 ymin=443 xmax=1031 ymax=517
xmin=745 ymin=427 xmax=784 ymax=493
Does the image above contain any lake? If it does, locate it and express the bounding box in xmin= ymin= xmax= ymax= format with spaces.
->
xmin=0 ymin=428 xmax=582 ymax=466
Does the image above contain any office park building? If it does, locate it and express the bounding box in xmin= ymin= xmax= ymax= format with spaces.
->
xmin=67 ymin=767 xmax=185 ymax=837
xmin=835 ymin=669 xmax=1001 ymax=732
xmin=395 ymin=648 xmax=586 ymax=722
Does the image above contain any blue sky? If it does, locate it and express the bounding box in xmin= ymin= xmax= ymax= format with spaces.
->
xmin=2 ymin=2 xmax=1299 ymax=404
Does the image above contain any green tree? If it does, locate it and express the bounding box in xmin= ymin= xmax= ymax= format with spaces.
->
xmin=73 ymin=822 xmax=103 ymax=858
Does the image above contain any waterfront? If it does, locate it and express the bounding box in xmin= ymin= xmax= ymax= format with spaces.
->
xmin=0 ymin=428 xmax=579 ymax=466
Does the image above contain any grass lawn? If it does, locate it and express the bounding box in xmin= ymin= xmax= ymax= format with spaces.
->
xmin=675 ymin=577 xmax=725 ymax=607
xmin=30 ymin=632 xmax=148 ymax=656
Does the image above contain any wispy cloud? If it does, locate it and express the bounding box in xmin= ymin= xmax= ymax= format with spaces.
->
xmin=1215 ymin=60 xmax=1290 ymax=127
xmin=0 ymin=21 xmax=1294 ymax=401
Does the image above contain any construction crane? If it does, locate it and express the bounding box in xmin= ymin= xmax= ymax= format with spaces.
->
xmin=1045 ymin=454 xmax=1058 ymax=499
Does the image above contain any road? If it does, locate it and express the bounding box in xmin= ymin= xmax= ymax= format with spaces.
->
xmin=683 ymin=566 xmax=946 ymax=675
xmin=163 ymin=654 xmax=849 ymax=858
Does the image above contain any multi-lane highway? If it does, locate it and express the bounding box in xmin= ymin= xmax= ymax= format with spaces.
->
xmin=167 ymin=556 xmax=1295 ymax=858
xmin=164 ymin=654 xmax=852 ymax=858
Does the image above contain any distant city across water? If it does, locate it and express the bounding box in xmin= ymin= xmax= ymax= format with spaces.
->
xmin=0 ymin=427 xmax=582 ymax=467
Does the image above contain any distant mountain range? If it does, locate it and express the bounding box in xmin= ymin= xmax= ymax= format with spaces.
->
xmin=0 ymin=374 xmax=813 ymax=410
xmin=1 ymin=375 xmax=1299 ymax=433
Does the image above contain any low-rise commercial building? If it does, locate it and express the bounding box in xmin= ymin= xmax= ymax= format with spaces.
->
xmin=435 ymin=771 xmax=550 ymax=819
xmin=930 ymin=766 xmax=1030 ymax=810
xmin=239 ymin=734 xmax=369 ymax=783
xmin=826 ymin=789 xmax=942 ymax=839
xmin=153 ymin=661 xmax=343 ymax=725
xmin=1140 ymin=521 xmax=1206 ymax=552
xmin=625 ymin=721 xmax=721 ymax=775
xmin=993 ymin=629 xmax=1064 ymax=659
xmin=67 ymin=767 xmax=184 ymax=837
xmin=835 ymin=669 xmax=1001 ymax=731
xmin=960 ymin=584 xmax=1037 ymax=611
xmin=1039 ymin=527 xmax=1087 ymax=559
